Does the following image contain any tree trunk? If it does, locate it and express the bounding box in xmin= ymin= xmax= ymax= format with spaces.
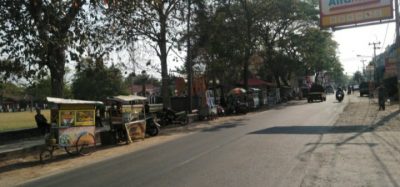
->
xmin=48 ymin=45 xmax=65 ymax=98
xmin=50 ymin=68 xmax=64 ymax=97
xmin=243 ymin=0 xmax=251 ymax=90
xmin=244 ymin=50 xmax=249 ymax=90
xmin=142 ymin=83 xmax=146 ymax=97
xmin=274 ymin=73 xmax=281 ymax=88
xmin=159 ymin=15 xmax=171 ymax=108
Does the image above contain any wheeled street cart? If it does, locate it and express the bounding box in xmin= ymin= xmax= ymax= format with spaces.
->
xmin=40 ymin=97 xmax=103 ymax=163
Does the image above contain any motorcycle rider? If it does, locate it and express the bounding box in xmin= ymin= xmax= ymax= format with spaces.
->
xmin=336 ymin=87 xmax=344 ymax=101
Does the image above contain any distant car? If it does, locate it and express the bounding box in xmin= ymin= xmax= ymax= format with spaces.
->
xmin=359 ymin=82 xmax=369 ymax=97
xmin=353 ymin=84 xmax=359 ymax=90
xmin=307 ymin=84 xmax=326 ymax=103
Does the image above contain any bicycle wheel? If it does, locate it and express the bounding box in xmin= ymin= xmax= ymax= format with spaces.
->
xmin=182 ymin=116 xmax=189 ymax=125
xmin=40 ymin=148 xmax=53 ymax=163
xmin=76 ymin=133 xmax=96 ymax=156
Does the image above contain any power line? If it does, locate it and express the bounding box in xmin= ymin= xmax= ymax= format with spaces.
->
xmin=368 ymin=41 xmax=380 ymax=83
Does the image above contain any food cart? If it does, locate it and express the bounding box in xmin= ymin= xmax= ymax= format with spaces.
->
xmin=107 ymin=95 xmax=147 ymax=144
xmin=40 ymin=97 xmax=103 ymax=163
xmin=226 ymin=88 xmax=249 ymax=114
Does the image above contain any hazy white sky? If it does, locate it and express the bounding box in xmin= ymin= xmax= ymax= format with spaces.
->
xmin=333 ymin=22 xmax=396 ymax=76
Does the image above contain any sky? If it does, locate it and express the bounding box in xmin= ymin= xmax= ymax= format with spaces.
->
xmin=333 ymin=22 xmax=396 ymax=76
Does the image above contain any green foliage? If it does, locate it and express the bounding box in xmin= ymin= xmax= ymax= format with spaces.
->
xmin=187 ymin=0 xmax=340 ymax=87
xmin=72 ymin=65 xmax=125 ymax=100
xmin=1 ymin=82 xmax=24 ymax=97
xmin=0 ymin=0 xmax=115 ymax=97
xmin=25 ymin=78 xmax=51 ymax=101
xmin=108 ymin=0 xmax=185 ymax=107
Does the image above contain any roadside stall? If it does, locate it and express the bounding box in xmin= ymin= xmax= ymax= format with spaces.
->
xmin=106 ymin=95 xmax=148 ymax=144
xmin=226 ymin=88 xmax=248 ymax=114
xmin=40 ymin=97 xmax=103 ymax=163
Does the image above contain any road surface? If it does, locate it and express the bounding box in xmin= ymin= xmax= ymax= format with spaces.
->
xmin=23 ymin=95 xmax=347 ymax=187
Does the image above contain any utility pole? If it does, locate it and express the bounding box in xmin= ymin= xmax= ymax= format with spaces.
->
xmin=186 ymin=0 xmax=193 ymax=114
xmin=360 ymin=59 xmax=366 ymax=77
xmin=369 ymin=41 xmax=380 ymax=82
xmin=395 ymin=0 xmax=400 ymax=109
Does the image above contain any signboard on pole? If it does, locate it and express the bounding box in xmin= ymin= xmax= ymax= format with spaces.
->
xmin=385 ymin=57 xmax=397 ymax=79
xmin=319 ymin=0 xmax=393 ymax=28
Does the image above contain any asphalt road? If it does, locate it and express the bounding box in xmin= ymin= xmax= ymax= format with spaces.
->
xmin=23 ymin=95 xmax=347 ymax=187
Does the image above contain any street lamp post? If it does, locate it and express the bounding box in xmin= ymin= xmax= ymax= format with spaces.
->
xmin=357 ymin=54 xmax=373 ymax=81
xmin=360 ymin=59 xmax=366 ymax=76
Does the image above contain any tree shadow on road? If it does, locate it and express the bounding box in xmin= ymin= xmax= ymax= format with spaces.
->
xmin=248 ymin=110 xmax=400 ymax=140
xmin=248 ymin=110 xmax=400 ymax=187
xmin=267 ymin=100 xmax=312 ymax=110
xmin=249 ymin=125 xmax=371 ymax=135
xmin=0 ymin=150 xmax=76 ymax=174
xmin=0 ymin=144 xmax=123 ymax=175
xmin=202 ymin=121 xmax=245 ymax=132
xmin=335 ymin=110 xmax=400 ymax=146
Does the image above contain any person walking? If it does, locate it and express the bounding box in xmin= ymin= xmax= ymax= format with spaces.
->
xmin=378 ymin=85 xmax=386 ymax=111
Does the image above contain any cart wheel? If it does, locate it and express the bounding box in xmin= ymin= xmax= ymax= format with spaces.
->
xmin=40 ymin=149 xmax=53 ymax=163
xmin=181 ymin=116 xmax=189 ymax=125
xmin=76 ymin=133 xmax=96 ymax=156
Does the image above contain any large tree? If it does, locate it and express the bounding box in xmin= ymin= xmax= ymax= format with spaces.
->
xmin=0 ymin=0 xmax=112 ymax=97
xmin=188 ymin=0 xmax=323 ymax=87
xmin=109 ymin=0 xmax=185 ymax=108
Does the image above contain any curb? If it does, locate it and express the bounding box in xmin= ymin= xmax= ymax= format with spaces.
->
xmin=0 ymin=143 xmax=44 ymax=161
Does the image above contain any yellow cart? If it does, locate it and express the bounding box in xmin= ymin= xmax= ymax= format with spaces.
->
xmin=107 ymin=95 xmax=147 ymax=144
xmin=40 ymin=97 xmax=103 ymax=163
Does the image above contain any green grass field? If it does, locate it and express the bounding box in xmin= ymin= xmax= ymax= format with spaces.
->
xmin=0 ymin=110 xmax=50 ymax=132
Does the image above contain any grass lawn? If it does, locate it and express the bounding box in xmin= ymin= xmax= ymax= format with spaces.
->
xmin=0 ymin=110 xmax=50 ymax=132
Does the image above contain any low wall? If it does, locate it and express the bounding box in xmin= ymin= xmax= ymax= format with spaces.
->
xmin=0 ymin=128 xmax=41 ymax=144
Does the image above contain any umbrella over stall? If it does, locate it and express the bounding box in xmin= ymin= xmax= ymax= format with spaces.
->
xmin=228 ymin=88 xmax=246 ymax=95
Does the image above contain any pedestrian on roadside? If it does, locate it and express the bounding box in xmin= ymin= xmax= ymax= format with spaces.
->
xmin=347 ymin=85 xmax=352 ymax=95
xmin=35 ymin=108 xmax=50 ymax=135
xmin=144 ymin=101 xmax=150 ymax=114
xmin=378 ymin=85 xmax=386 ymax=111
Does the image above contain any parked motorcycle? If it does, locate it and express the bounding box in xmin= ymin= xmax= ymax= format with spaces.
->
xmin=336 ymin=89 xmax=344 ymax=102
xmin=158 ymin=108 xmax=188 ymax=126
xmin=226 ymin=100 xmax=248 ymax=115
xmin=145 ymin=116 xmax=161 ymax=136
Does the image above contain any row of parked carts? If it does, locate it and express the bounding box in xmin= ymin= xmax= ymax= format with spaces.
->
xmin=40 ymin=87 xmax=263 ymax=162
xmin=40 ymin=95 xmax=164 ymax=163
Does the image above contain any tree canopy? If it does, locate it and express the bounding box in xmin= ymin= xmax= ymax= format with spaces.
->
xmin=71 ymin=58 xmax=125 ymax=100
xmin=1 ymin=0 xmax=345 ymax=104
xmin=0 ymin=0 xmax=118 ymax=97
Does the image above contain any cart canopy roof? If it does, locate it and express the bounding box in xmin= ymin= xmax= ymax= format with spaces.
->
xmin=47 ymin=97 xmax=103 ymax=105
xmin=108 ymin=95 xmax=147 ymax=102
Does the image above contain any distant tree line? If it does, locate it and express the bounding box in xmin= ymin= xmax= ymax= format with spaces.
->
xmin=0 ymin=0 xmax=346 ymax=107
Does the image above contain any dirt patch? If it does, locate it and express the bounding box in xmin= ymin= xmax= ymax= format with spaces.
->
xmin=299 ymin=95 xmax=400 ymax=187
